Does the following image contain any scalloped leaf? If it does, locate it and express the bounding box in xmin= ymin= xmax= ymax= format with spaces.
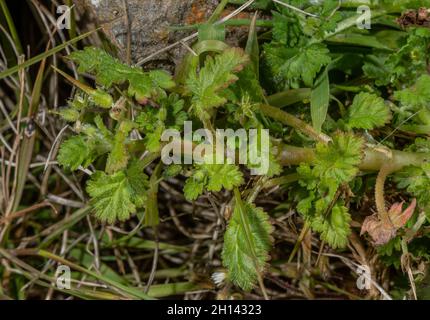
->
xmin=86 ymin=161 xmax=148 ymax=223
xmin=313 ymin=132 xmax=364 ymax=184
xmin=311 ymin=203 xmax=352 ymax=249
xmin=183 ymin=164 xmax=244 ymax=201
xmin=58 ymin=135 xmax=94 ymax=171
xmin=346 ymin=92 xmax=391 ymax=130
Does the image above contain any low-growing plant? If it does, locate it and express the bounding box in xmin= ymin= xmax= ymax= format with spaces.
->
xmin=50 ymin=0 xmax=430 ymax=297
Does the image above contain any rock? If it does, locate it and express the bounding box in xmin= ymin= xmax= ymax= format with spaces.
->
xmin=73 ymin=0 xmax=219 ymax=68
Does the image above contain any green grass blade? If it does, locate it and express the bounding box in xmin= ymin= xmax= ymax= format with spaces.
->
xmin=0 ymin=29 xmax=98 ymax=80
xmin=310 ymin=68 xmax=330 ymax=132
xmin=0 ymin=0 xmax=23 ymax=54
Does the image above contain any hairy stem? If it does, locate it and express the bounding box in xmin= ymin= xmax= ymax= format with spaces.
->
xmin=375 ymin=163 xmax=396 ymax=222
xmin=277 ymin=143 xmax=430 ymax=173
xmin=147 ymin=138 xmax=429 ymax=175
xmin=259 ymin=104 xmax=332 ymax=143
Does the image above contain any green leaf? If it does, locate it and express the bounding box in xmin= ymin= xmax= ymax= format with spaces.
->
xmin=311 ymin=203 xmax=351 ymax=249
xmin=106 ymin=121 xmax=134 ymax=174
xmin=58 ymin=120 xmax=114 ymax=172
xmin=231 ymin=66 xmax=265 ymax=103
xmin=395 ymin=162 xmax=430 ymax=209
xmin=363 ymin=54 xmax=391 ymax=86
xmin=297 ymin=192 xmax=316 ymax=216
xmin=346 ymin=92 xmax=391 ymax=130
xmin=313 ymin=132 xmax=364 ymax=184
xmin=163 ymin=164 xmax=183 ymax=178
xmin=271 ymin=9 xmax=307 ymax=48
xmin=57 ymin=135 xmax=94 ymax=170
xmin=183 ymin=164 xmax=244 ymax=201
xmin=222 ymin=195 xmax=273 ymax=291
xmin=70 ymin=47 xmax=175 ymax=102
xmin=394 ymin=74 xmax=430 ymax=109
xmin=148 ymin=70 xmax=176 ymax=91
xmin=92 ymin=89 xmax=114 ymax=108
xmin=230 ymin=14 xmax=265 ymax=103
xmin=279 ymin=43 xmax=331 ymax=87
xmin=86 ymin=171 xmax=137 ymax=223
xmin=86 ymin=162 xmax=148 ymax=223
xmin=145 ymin=126 xmax=165 ymax=153
xmin=369 ymin=28 xmax=430 ymax=87
xmin=262 ymin=43 xmax=292 ymax=91
xmin=245 ymin=13 xmax=260 ymax=79
xmin=186 ymin=48 xmax=249 ymax=121
xmin=136 ymin=94 xmax=187 ymax=152
xmin=310 ymin=68 xmax=330 ymax=132
xmin=126 ymin=160 xmax=150 ymax=208
xmin=56 ymin=107 xmax=80 ymax=122
xmin=295 ymin=132 xmax=362 ymax=249
xmin=183 ymin=176 xmax=206 ymax=201
xmin=205 ymin=164 xmax=244 ymax=192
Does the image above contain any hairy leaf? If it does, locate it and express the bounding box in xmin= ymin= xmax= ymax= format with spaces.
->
xmin=272 ymin=10 xmax=307 ymax=48
xmin=57 ymin=107 xmax=80 ymax=122
xmin=395 ymin=162 xmax=430 ymax=209
xmin=70 ymin=47 xmax=175 ymax=102
xmin=205 ymin=164 xmax=244 ymax=192
xmin=106 ymin=121 xmax=134 ymax=174
xmin=222 ymin=201 xmax=273 ymax=291
xmin=346 ymin=92 xmax=391 ymax=130
xmin=136 ymin=94 xmax=187 ymax=152
xmin=86 ymin=171 xmax=136 ymax=223
xmin=186 ymin=48 xmax=249 ymax=121
xmin=279 ymin=43 xmax=331 ymax=87
xmin=183 ymin=164 xmax=244 ymax=201
xmin=311 ymin=203 xmax=352 ymax=249
xmin=295 ymin=132 xmax=363 ymax=248
xmin=313 ymin=132 xmax=364 ymax=184
xmin=183 ymin=176 xmax=206 ymax=202
xmin=86 ymin=162 xmax=148 ymax=223
xmin=394 ymin=74 xmax=430 ymax=109
xmin=58 ymin=135 xmax=93 ymax=171
xmin=126 ymin=160 xmax=150 ymax=208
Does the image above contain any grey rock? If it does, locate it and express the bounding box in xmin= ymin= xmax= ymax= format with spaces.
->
xmin=74 ymin=0 xmax=219 ymax=68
